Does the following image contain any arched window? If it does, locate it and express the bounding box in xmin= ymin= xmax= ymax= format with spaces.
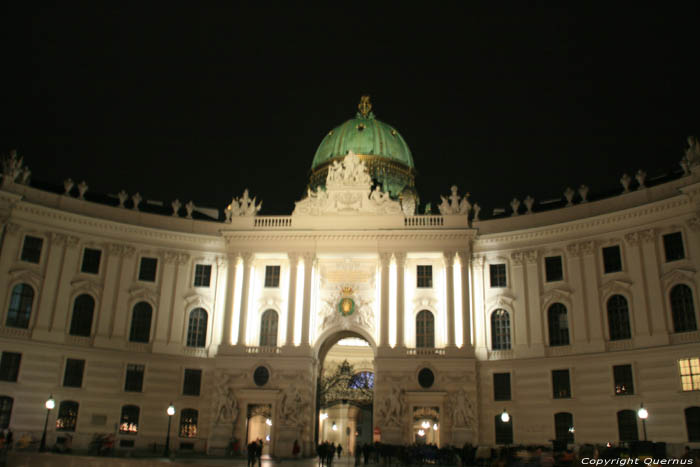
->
xmin=119 ymin=405 xmax=140 ymax=434
xmin=554 ymin=412 xmax=574 ymax=444
xmin=685 ymin=406 xmax=700 ymax=442
xmin=607 ymin=295 xmax=631 ymax=341
xmin=416 ymin=310 xmax=435 ymax=348
xmin=179 ymin=408 xmax=198 ymax=438
xmin=491 ymin=309 xmax=511 ymax=350
xmin=56 ymin=400 xmax=79 ymax=432
xmin=671 ymin=285 xmax=697 ymax=333
xmin=186 ymin=308 xmax=208 ymax=348
xmin=129 ymin=302 xmax=153 ymax=343
xmin=617 ymin=409 xmax=638 ymax=442
xmin=69 ymin=294 xmax=95 ymax=337
xmin=0 ymin=396 xmax=13 ymax=429
xmin=259 ymin=309 xmax=278 ymax=347
xmin=548 ymin=303 xmax=570 ymax=346
xmin=6 ymin=283 xmax=34 ymax=328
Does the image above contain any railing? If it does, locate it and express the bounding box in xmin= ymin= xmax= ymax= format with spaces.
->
xmin=245 ymin=346 xmax=281 ymax=355
xmin=670 ymin=331 xmax=700 ymax=345
xmin=404 ymin=215 xmax=444 ymax=227
xmin=488 ymin=349 xmax=514 ymax=360
xmin=406 ymin=347 xmax=446 ymax=356
xmin=254 ymin=217 xmax=293 ymax=228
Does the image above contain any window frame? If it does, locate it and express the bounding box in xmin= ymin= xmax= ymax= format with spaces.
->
xmin=415 ymin=309 xmax=435 ymax=348
xmin=186 ymin=308 xmax=208 ymax=348
xmin=544 ymin=255 xmax=564 ymax=283
xmin=55 ymin=400 xmax=79 ymax=432
xmin=182 ymin=368 xmax=202 ymax=396
xmin=617 ymin=409 xmax=639 ymax=442
xmin=124 ymin=363 xmax=146 ymax=392
xmin=20 ymin=235 xmax=44 ymax=264
xmin=494 ymin=414 xmax=513 ymax=445
xmin=0 ymin=352 xmax=22 ymax=382
xmin=547 ymin=303 xmax=570 ymax=347
xmin=259 ymin=309 xmax=279 ymax=347
xmin=416 ymin=265 xmax=433 ymax=288
xmin=128 ymin=301 xmax=153 ymax=343
xmin=552 ymin=369 xmax=572 ymax=399
xmin=119 ymin=405 xmax=140 ymax=435
xmin=137 ymin=256 xmax=158 ymax=282
xmin=63 ymin=358 xmax=86 ymax=388
xmin=193 ymin=264 xmax=212 ymax=288
xmin=264 ymin=265 xmax=281 ymax=288
xmin=602 ymin=245 xmax=623 ymax=274
xmin=490 ymin=309 xmax=511 ymax=350
xmin=179 ymin=408 xmax=199 ymax=438
xmin=68 ymin=293 xmax=95 ymax=337
xmin=670 ymin=284 xmax=698 ymax=334
xmin=0 ymin=396 xmax=13 ymax=429
xmin=554 ymin=412 xmax=574 ymax=444
xmin=607 ymin=294 xmax=632 ymax=341
xmin=80 ymin=247 xmax=102 ymax=275
xmin=613 ymin=364 xmax=635 ymax=396
xmin=493 ymin=372 xmax=511 ymax=401
xmin=679 ymin=357 xmax=700 ymax=392
xmin=5 ymin=282 xmax=35 ymax=329
xmin=663 ymin=231 xmax=686 ymax=263
xmin=489 ymin=263 xmax=507 ymax=288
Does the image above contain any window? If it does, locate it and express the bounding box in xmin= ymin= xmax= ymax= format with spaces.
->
xmin=617 ymin=409 xmax=638 ymax=442
xmin=124 ymin=364 xmax=145 ymax=392
xmin=679 ymin=358 xmax=700 ymax=391
xmin=0 ymin=352 xmax=21 ymax=382
xmin=193 ymin=264 xmax=211 ymax=287
xmin=138 ymin=257 xmax=158 ymax=282
xmin=552 ymin=369 xmax=571 ymax=399
xmin=607 ymin=295 xmax=631 ymax=340
xmin=186 ymin=308 xmax=208 ymax=348
xmin=417 ymin=368 xmax=434 ymax=388
xmin=491 ymin=309 xmax=511 ymax=350
xmin=613 ymin=364 xmax=634 ymax=395
xmin=554 ymin=412 xmax=574 ymax=444
xmin=416 ymin=310 xmax=435 ymax=348
xmin=119 ymin=405 xmax=139 ymax=434
xmin=547 ymin=303 xmax=570 ymax=346
xmin=6 ymin=283 xmax=34 ymax=328
xmin=129 ymin=302 xmax=153 ymax=343
xmin=259 ymin=309 xmax=278 ymax=346
xmin=663 ymin=232 xmax=685 ymax=262
xmin=417 ymin=265 xmax=432 ymax=288
xmin=69 ymin=294 xmax=95 ymax=337
xmin=545 ymin=256 xmax=563 ymax=282
xmin=685 ymin=407 xmax=700 ymax=442
xmin=81 ymin=248 xmax=102 ymax=274
xmin=495 ymin=414 xmax=513 ymax=445
xmin=179 ymin=408 xmax=198 ymax=438
xmin=183 ymin=369 xmax=202 ymax=396
xmin=671 ymin=284 xmax=697 ymax=333
xmin=0 ymin=396 xmax=13 ymax=429
xmin=490 ymin=264 xmax=507 ymax=288
xmin=493 ymin=373 xmax=511 ymax=401
xmin=63 ymin=359 xmax=85 ymax=388
xmin=20 ymin=235 xmax=43 ymax=263
xmin=602 ymin=246 xmax=622 ymax=273
xmin=254 ymin=366 xmax=270 ymax=386
xmin=264 ymin=265 xmax=280 ymax=288
xmin=56 ymin=401 xmax=79 ymax=432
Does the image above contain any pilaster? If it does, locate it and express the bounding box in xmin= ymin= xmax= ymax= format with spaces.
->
xmin=443 ymin=251 xmax=456 ymax=348
xmin=235 ymin=252 xmax=254 ymax=346
xmin=458 ymin=251 xmax=474 ymax=355
xmin=395 ymin=252 xmax=406 ymax=349
xmin=379 ymin=252 xmax=391 ymax=348
xmin=219 ymin=253 xmax=239 ymax=348
xmin=300 ymin=252 xmax=315 ymax=347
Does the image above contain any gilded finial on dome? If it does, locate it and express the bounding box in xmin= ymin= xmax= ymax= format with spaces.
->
xmin=358 ymin=95 xmax=372 ymax=118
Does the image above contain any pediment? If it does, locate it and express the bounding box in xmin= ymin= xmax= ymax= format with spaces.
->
xmin=541 ymin=287 xmax=573 ymax=309
xmin=70 ymin=279 xmax=103 ymax=298
xmin=8 ymin=268 xmax=43 ymax=288
xmin=600 ymin=279 xmax=633 ymax=298
xmin=183 ymin=293 xmax=212 ymax=311
xmin=661 ymin=268 xmax=696 ymax=288
xmin=128 ymin=285 xmax=159 ymax=304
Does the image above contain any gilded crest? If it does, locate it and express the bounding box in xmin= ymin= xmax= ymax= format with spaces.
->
xmin=337 ymin=286 xmax=356 ymax=316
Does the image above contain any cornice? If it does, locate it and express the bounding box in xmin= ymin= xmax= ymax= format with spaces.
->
xmin=222 ymin=231 xmax=475 ymax=242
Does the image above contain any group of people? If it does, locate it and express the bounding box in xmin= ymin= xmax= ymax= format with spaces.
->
xmin=0 ymin=429 xmax=13 ymax=450
xmin=317 ymin=441 xmax=343 ymax=465
xmin=246 ymin=438 xmax=263 ymax=467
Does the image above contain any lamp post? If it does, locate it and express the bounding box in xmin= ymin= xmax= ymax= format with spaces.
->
xmin=39 ymin=395 xmax=55 ymax=452
xmin=164 ymin=403 xmax=175 ymax=457
xmin=637 ymin=404 xmax=649 ymax=441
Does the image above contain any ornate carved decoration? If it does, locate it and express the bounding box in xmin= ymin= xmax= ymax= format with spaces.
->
xmin=225 ymin=189 xmax=262 ymax=220
xmin=212 ymin=371 xmax=240 ymax=426
xmin=438 ymin=186 xmax=471 ymax=216
xmin=107 ymin=243 xmax=134 ymax=258
xmin=541 ymin=287 xmax=573 ymax=310
xmin=599 ymin=279 xmax=633 ymax=299
xmin=472 ymin=255 xmax=485 ymax=267
xmin=378 ymin=386 xmax=405 ymax=426
xmin=567 ymin=241 xmax=595 ymax=258
xmin=660 ymin=268 xmax=696 ymax=290
xmin=184 ymin=293 xmax=211 ymax=311
xmin=510 ymin=251 xmax=525 ymax=266
xmin=171 ymin=199 xmax=181 ymax=216
xmin=394 ymin=252 xmax=407 ymax=267
xmin=279 ymin=384 xmax=311 ymax=428
xmin=378 ymin=252 xmax=392 ymax=266
xmin=687 ymin=214 xmax=700 ymax=232
xmin=4 ymin=223 xmax=20 ymax=235
xmin=447 ymin=389 xmax=476 ymax=428
xmin=70 ymin=279 xmax=103 ymax=299
xmin=77 ymin=181 xmax=88 ymax=199
xmin=240 ymin=252 xmax=254 ymax=265
xmin=443 ymin=251 xmax=456 ymax=267
xmin=163 ymin=251 xmax=178 ymax=264
xmin=216 ymin=256 xmax=227 ymax=269
xmin=486 ymin=294 xmax=515 ymax=310
xmin=49 ymin=232 xmax=66 ymax=246
xmin=8 ymin=268 xmax=43 ymax=288
xmin=131 ymin=192 xmax=142 ymax=211
xmin=128 ymin=285 xmax=159 ymax=304
xmin=624 ymin=231 xmax=641 ymax=246
xmin=639 ymin=228 xmax=656 ymax=243
xmin=636 ymin=170 xmax=647 ymax=189
xmin=176 ymin=252 xmax=190 ymax=265
xmin=66 ymin=236 xmax=80 ymax=249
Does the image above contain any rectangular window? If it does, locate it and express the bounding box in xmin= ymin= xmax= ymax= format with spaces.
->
xmin=183 ymin=369 xmax=202 ymax=396
xmin=63 ymin=359 xmax=85 ymax=388
xmin=663 ymin=232 xmax=685 ymax=262
xmin=20 ymin=235 xmax=43 ymax=263
xmin=552 ymin=369 xmax=571 ymax=399
xmin=193 ymin=264 xmax=211 ymax=287
xmin=495 ymin=416 xmax=513 ymax=445
xmin=490 ymin=263 xmax=507 ymax=288
xmin=124 ymin=364 xmax=145 ymax=392
xmin=493 ymin=372 xmax=511 ymax=401
xmin=680 ymin=358 xmax=700 ymax=391
xmin=545 ymin=256 xmax=563 ymax=282
xmin=613 ymin=364 xmax=634 ymax=396
xmin=417 ymin=265 xmax=433 ymax=288
xmin=602 ymin=246 xmax=622 ymax=273
xmin=264 ymin=265 xmax=281 ymax=288
xmin=80 ymin=248 xmax=102 ymax=274
xmin=0 ymin=352 xmax=21 ymax=382
xmin=138 ymin=257 xmax=158 ymax=282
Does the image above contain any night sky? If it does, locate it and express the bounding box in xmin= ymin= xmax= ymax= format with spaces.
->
xmin=4 ymin=4 xmax=699 ymax=217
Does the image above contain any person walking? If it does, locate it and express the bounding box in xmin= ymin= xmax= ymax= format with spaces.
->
xmin=337 ymin=444 xmax=343 ymax=458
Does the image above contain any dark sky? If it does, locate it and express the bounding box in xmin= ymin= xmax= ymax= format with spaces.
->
xmin=4 ymin=4 xmax=698 ymax=216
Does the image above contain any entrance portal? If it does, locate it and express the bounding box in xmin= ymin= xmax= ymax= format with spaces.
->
xmin=247 ymin=404 xmax=272 ymax=456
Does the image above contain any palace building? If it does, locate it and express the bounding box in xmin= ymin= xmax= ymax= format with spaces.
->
xmin=1 ymin=97 xmax=700 ymax=457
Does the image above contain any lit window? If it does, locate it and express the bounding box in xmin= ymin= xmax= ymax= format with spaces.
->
xmin=613 ymin=364 xmax=634 ymax=396
xmin=119 ymin=405 xmax=139 ymax=434
xmin=679 ymin=358 xmax=700 ymax=391
xmin=179 ymin=409 xmax=198 ymax=438
xmin=56 ymin=401 xmax=79 ymax=432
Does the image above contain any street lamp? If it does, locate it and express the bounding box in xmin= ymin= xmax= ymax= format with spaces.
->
xmin=637 ymin=404 xmax=649 ymax=441
xmin=39 ymin=395 xmax=55 ymax=452
xmin=164 ymin=403 xmax=175 ymax=457
xmin=500 ymin=409 xmax=510 ymax=423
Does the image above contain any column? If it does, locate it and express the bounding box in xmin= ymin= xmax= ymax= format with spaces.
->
xmin=639 ymin=229 xmax=667 ymax=335
xmin=36 ymin=232 xmax=66 ymax=332
xmin=510 ymin=251 xmax=528 ymax=349
xmin=285 ymin=253 xmax=299 ymax=347
xmin=472 ymin=256 xmax=487 ymax=350
xmin=300 ymin=253 xmax=314 ymax=347
xmin=444 ymin=251 xmax=456 ymax=347
xmin=379 ymin=252 xmax=391 ymax=348
xmin=220 ymin=253 xmax=239 ymax=347
xmin=395 ymin=252 xmax=406 ymax=348
xmin=524 ymin=252 xmax=543 ymax=347
xmin=458 ymin=251 xmax=473 ymax=350
xmin=236 ymin=252 xmax=253 ymax=346
xmin=566 ymin=242 xmax=589 ymax=343
xmin=50 ymin=236 xmax=80 ymax=334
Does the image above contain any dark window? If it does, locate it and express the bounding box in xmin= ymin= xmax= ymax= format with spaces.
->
xmin=417 ymin=265 xmax=433 ymax=288
xmin=264 ymin=265 xmax=281 ymax=288
xmin=124 ymin=364 xmax=145 ymax=392
xmin=607 ymin=295 xmax=632 ymax=340
xmin=119 ymin=405 xmax=139 ymax=434
xmin=193 ymin=264 xmax=211 ymax=287
xmin=685 ymin=407 xmax=700 ymax=442
xmin=663 ymin=232 xmax=685 ymax=262
xmin=138 ymin=257 xmax=158 ymax=282
xmin=179 ymin=408 xmax=198 ymax=438
xmin=349 ymin=372 xmax=374 ymax=389
xmin=6 ymin=283 xmax=34 ymax=328
xmin=0 ymin=396 xmax=13 ymax=429
xmin=63 ymin=359 xmax=85 ymax=388
xmin=129 ymin=302 xmax=153 ymax=343
xmin=495 ymin=415 xmax=513 ymax=445
xmin=418 ymin=368 xmax=434 ymax=388
xmin=552 ymin=369 xmax=571 ymax=399
xmin=554 ymin=412 xmax=574 ymax=444
xmin=81 ymin=248 xmax=102 ymax=274
xmin=545 ymin=256 xmax=563 ymax=282
xmin=259 ymin=309 xmax=278 ymax=347
xmin=602 ymin=246 xmax=622 ymax=273
xmin=617 ymin=409 xmax=638 ymax=442
xmin=0 ymin=352 xmax=21 ymax=382
xmin=547 ymin=303 xmax=570 ymax=346
xmin=56 ymin=400 xmax=79 ymax=432
xmin=493 ymin=373 xmax=511 ymax=401
xmin=613 ymin=364 xmax=634 ymax=395
xmin=679 ymin=358 xmax=700 ymax=391
xmin=69 ymin=294 xmax=95 ymax=337
xmin=490 ymin=264 xmax=507 ymax=288
xmin=671 ymin=284 xmax=697 ymax=333
xmin=491 ymin=309 xmax=511 ymax=350
xmin=186 ymin=308 xmax=208 ymax=347
xmin=183 ymin=369 xmax=202 ymax=396
xmin=20 ymin=236 xmax=43 ymax=263
xmin=416 ymin=310 xmax=435 ymax=348
xmin=253 ymin=366 xmax=270 ymax=386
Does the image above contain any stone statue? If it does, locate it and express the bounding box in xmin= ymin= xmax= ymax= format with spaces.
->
xmin=578 ymin=185 xmax=589 ymax=203
xmin=118 ymin=190 xmax=128 ymax=208
xmin=438 ymin=186 xmax=470 ymax=215
xmin=635 ymin=169 xmax=646 ymax=189
xmin=64 ymin=178 xmax=75 ymax=195
xmin=77 ymin=181 xmax=88 ymax=199
xmin=523 ymin=196 xmax=534 ymax=214
xmin=510 ymin=198 xmax=520 ymax=216
xmin=226 ymin=189 xmax=262 ymax=219
xmin=563 ymin=187 xmax=575 ymax=207
xmin=1 ymin=150 xmax=27 ymax=186
xmin=472 ymin=203 xmax=480 ymax=221
xmin=185 ymin=200 xmax=195 ymax=219
xmin=171 ymin=199 xmax=181 ymax=216
xmin=280 ymin=385 xmax=307 ymax=427
xmin=132 ymin=192 xmax=142 ymax=211
xmin=685 ymin=136 xmax=700 ymax=166
xmin=448 ymin=389 xmax=475 ymax=428
xmin=380 ymin=386 xmax=405 ymax=425
xmin=213 ymin=372 xmax=239 ymax=426
xmin=620 ymin=174 xmax=631 ymax=193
